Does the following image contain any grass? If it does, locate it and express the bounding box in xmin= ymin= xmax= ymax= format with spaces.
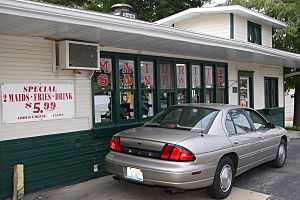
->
xmin=285 ymin=126 xmax=300 ymax=131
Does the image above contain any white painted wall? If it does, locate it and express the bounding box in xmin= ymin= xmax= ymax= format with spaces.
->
xmin=227 ymin=61 xmax=284 ymax=109
xmin=0 ymin=35 xmax=284 ymax=141
xmin=174 ymin=14 xmax=230 ymax=39
xmin=234 ymin=15 xmax=273 ymax=47
xmin=0 ymin=35 xmax=92 ymax=141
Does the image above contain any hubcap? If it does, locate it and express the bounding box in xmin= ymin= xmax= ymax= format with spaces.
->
xmin=220 ymin=164 xmax=232 ymax=192
xmin=278 ymin=144 xmax=286 ymax=164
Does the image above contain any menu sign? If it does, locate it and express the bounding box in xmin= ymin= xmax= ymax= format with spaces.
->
xmin=1 ymin=83 xmax=75 ymax=124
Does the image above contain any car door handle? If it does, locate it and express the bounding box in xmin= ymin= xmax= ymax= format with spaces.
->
xmin=233 ymin=140 xmax=239 ymax=145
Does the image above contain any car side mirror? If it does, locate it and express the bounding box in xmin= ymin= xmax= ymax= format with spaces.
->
xmin=265 ymin=122 xmax=275 ymax=129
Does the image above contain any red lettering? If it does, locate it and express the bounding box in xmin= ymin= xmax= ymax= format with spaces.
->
xmin=178 ymin=77 xmax=185 ymax=86
xmin=98 ymin=74 xmax=109 ymax=86
xmin=143 ymin=75 xmax=151 ymax=86
xmin=122 ymin=62 xmax=132 ymax=73
xmin=161 ymin=64 xmax=168 ymax=73
xmin=144 ymin=63 xmax=149 ymax=73
xmin=123 ymin=74 xmax=133 ymax=86
xmin=178 ymin=65 xmax=185 ymax=74
xmin=162 ymin=76 xmax=169 ymax=86
xmin=100 ymin=60 xmax=111 ymax=73
xmin=193 ymin=66 xmax=198 ymax=75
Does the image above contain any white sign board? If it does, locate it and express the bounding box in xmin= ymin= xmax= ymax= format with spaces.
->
xmin=1 ymin=83 xmax=75 ymax=124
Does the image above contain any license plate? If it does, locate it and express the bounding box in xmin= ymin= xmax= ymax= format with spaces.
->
xmin=126 ymin=167 xmax=144 ymax=182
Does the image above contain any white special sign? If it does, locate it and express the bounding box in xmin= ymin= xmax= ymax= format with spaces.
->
xmin=1 ymin=83 xmax=75 ymax=124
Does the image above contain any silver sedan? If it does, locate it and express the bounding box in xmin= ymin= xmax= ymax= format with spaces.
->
xmin=106 ymin=104 xmax=288 ymax=199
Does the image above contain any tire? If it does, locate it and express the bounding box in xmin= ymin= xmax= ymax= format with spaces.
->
xmin=271 ymin=139 xmax=287 ymax=168
xmin=207 ymin=157 xmax=234 ymax=199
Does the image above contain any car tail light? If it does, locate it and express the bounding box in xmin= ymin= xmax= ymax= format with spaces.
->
xmin=110 ymin=137 xmax=122 ymax=152
xmin=160 ymin=144 xmax=195 ymax=161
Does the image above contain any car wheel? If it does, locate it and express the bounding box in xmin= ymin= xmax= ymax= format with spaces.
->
xmin=271 ymin=139 xmax=287 ymax=168
xmin=207 ymin=157 xmax=234 ymax=199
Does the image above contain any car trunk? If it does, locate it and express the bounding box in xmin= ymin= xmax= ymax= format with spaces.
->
xmin=117 ymin=127 xmax=200 ymax=158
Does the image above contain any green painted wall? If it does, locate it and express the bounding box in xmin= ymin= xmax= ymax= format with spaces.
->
xmin=0 ymin=122 xmax=142 ymax=200
xmin=257 ymin=107 xmax=285 ymax=127
xmin=0 ymin=130 xmax=108 ymax=199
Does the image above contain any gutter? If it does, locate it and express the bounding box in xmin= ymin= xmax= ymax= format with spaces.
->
xmin=1 ymin=0 xmax=300 ymax=66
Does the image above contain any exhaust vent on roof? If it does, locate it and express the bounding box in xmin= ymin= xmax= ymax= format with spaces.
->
xmin=111 ymin=3 xmax=136 ymax=19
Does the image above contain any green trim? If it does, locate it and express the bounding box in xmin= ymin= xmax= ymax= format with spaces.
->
xmin=93 ymin=51 xmax=229 ymax=131
xmin=238 ymin=70 xmax=254 ymax=108
xmin=230 ymin=13 xmax=234 ymax=39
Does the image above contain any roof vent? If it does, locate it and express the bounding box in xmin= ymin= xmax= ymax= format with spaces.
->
xmin=111 ymin=3 xmax=136 ymax=19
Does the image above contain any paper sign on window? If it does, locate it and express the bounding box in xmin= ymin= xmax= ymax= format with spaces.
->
xmin=205 ymin=66 xmax=213 ymax=88
xmin=176 ymin=64 xmax=187 ymax=88
xmin=141 ymin=61 xmax=154 ymax=89
xmin=119 ymin=60 xmax=135 ymax=89
xmin=192 ymin=65 xmax=201 ymax=88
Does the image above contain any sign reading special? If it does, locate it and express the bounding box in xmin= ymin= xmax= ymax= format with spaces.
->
xmin=1 ymin=83 xmax=75 ymax=124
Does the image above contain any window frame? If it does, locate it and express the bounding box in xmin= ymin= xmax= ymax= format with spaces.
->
xmin=248 ymin=21 xmax=262 ymax=45
xmin=244 ymin=108 xmax=268 ymax=131
xmin=227 ymin=109 xmax=255 ymax=135
xmin=92 ymin=51 xmax=229 ymax=129
xmin=264 ymin=77 xmax=279 ymax=108
xmin=92 ymin=55 xmax=116 ymax=127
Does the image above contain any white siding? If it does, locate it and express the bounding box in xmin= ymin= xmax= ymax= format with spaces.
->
xmin=228 ymin=61 xmax=284 ymax=109
xmin=174 ymin=14 xmax=230 ymax=39
xmin=0 ymin=35 xmax=92 ymax=141
xmin=234 ymin=15 xmax=273 ymax=47
xmin=262 ymin=25 xmax=273 ymax=47
xmin=234 ymin=15 xmax=247 ymax=42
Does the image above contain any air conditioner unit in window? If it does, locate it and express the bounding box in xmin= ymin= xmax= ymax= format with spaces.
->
xmin=58 ymin=40 xmax=100 ymax=70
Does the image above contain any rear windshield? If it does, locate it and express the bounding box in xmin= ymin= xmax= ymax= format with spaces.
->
xmin=144 ymin=106 xmax=219 ymax=133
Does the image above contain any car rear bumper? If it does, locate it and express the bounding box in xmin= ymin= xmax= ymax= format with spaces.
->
xmin=105 ymin=151 xmax=215 ymax=190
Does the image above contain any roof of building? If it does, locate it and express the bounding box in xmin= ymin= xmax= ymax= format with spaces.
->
xmin=155 ymin=5 xmax=286 ymax=28
xmin=0 ymin=0 xmax=298 ymax=67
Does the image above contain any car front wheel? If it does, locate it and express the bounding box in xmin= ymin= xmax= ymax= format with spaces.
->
xmin=271 ymin=139 xmax=287 ymax=168
xmin=207 ymin=157 xmax=234 ymax=199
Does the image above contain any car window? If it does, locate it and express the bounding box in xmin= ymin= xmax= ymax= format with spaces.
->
xmin=225 ymin=113 xmax=236 ymax=135
xmin=229 ymin=109 xmax=252 ymax=134
xmin=245 ymin=109 xmax=267 ymax=130
xmin=144 ymin=106 xmax=219 ymax=133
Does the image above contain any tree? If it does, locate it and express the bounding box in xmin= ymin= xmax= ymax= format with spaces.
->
xmin=226 ymin=0 xmax=300 ymax=126
xmin=39 ymin=0 xmax=211 ymax=22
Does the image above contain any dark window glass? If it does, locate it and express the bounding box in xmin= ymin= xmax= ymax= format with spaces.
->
xmin=230 ymin=109 xmax=252 ymax=134
xmin=248 ymin=21 xmax=262 ymax=45
xmin=144 ymin=106 xmax=219 ymax=133
xmin=265 ymin=77 xmax=278 ymax=108
xmin=141 ymin=90 xmax=154 ymax=118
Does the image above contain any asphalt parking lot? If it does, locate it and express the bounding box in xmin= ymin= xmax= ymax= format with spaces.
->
xmin=234 ymin=138 xmax=300 ymax=200
xmin=25 ymin=138 xmax=300 ymax=200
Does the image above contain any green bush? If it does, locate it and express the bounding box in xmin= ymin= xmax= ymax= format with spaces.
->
xmin=285 ymin=126 xmax=300 ymax=131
